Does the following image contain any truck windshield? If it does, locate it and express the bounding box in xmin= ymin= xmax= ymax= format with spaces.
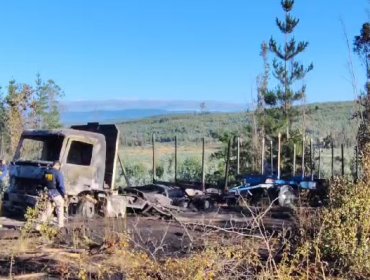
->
xmin=15 ymin=135 xmax=64 ymax=162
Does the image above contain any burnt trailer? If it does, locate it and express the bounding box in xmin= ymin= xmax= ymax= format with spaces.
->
xmin=2 ymin=123 xmax=127 ymax=218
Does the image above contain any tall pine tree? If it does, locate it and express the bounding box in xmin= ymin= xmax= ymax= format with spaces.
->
xmin=264 ymin=0 xmax=313 ymax=138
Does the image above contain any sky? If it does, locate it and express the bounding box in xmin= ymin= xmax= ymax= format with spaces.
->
xmin=0 ymin=0 xmax=368 ymax=106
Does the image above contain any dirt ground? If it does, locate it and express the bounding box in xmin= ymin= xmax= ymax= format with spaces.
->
xmin=0 ymin=207 xmax=296 ymax=279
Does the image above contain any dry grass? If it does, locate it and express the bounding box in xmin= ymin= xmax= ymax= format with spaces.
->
xmin=2 ymin=144 xmax=370 ymax=279
xmin=120 ymin=143 xmax=220 ymax=167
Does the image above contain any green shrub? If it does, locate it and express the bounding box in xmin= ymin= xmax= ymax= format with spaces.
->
xmin=125 ymin=162 xmax=150 ymax=185
xmin=178 ymin=157 xmax=201 ymax=182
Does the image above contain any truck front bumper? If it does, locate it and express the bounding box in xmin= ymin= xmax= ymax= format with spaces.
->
xmin=2 ymin=192 xmax=38 ymax=214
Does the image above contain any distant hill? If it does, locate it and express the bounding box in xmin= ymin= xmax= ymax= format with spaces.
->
xmin=61 ymin=109 xmax=195 ymax=124
xmin=62 ymin=100 xmax=359 ymax=148
xmin=116 ymin=101 xmax=359 ymax=147
xmin=62 ymin=99 xmax=248 ymax=112
xmin=61 ymin=99 xmax=248 ymax=124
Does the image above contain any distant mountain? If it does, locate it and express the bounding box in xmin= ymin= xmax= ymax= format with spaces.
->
xmin=60 ymin=99 xmax=249 ymax=125
xmin=61 ymin=99 xmax=248 ymax=112
xmin=61 ymin=108 xmax=195 ymax=125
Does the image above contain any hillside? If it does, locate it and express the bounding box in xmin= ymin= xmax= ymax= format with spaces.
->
xmin=117 ymin=101 xmax=359 ymax=147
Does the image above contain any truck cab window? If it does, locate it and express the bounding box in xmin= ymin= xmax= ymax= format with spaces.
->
xmin=17 ymin=135 xmax=64 ymax=162
xmin=67 ymin=141 xmax=93 ymax=166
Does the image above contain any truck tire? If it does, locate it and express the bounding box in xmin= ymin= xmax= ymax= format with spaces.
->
xmin=77 ymin=199 xmax=96 ymax=219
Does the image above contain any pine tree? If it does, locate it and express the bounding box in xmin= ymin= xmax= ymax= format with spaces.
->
xmin=32 ymin=74 xmax=64 ymax=129
xmin=264 ymin=0 xmax=313 ymax=137
xmin=354 ymin=23 xmax=370 ymax=94
xmin=354 ymin=23 xmax=370 ymax=157
xmin=32 ymin=74 xmax=48 ymax=128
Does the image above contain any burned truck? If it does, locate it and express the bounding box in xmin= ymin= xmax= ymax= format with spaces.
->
xmin=2 ymin=123 xmax=127 ymax=218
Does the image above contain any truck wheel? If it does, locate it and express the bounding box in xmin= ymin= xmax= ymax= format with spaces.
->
xmin=77 ymin=199 xmax=96 ymax=219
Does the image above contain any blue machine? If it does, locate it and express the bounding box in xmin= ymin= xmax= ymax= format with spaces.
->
xmin=228 ymin=174 xmax=318 ymax=202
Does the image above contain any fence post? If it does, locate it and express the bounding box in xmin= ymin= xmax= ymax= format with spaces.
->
xmin=270 ymin=140 xmax=273 ymax=176
xmin=277 ymin=133 xmax=281 ymax=180
xmin=310 ymin=138 xmax=314 ymax=180
xmin=341 ymin=143 xmax=344 ymax=176
xmin=152 ymin=133 xmax=156 ymax=183
xmin=201 ymin=137 xmax=205 ymax=192
xmin=0 ymin=133 xmax=3 ymax=157
xmin=293 ymin=143 xmax=296 ymax=177
xmin=224 ymin=138 xmax=231 ymax=192
xmin=175 ymin=135 xmax=178 ymax=183
xmin=355 ymin=145 xmax=359 ymax=182
xmin=302 ymin=137 xmax=305 ymax=179
xmin=237 ymin=137 xmax=240 ymax=175
xmin=318 ymin=142 xmax=321 ymax=179
xmin=331 ymin=141 xmax=334 ymax=179
xmin=261 ymin=138 xmax=265 ymax=175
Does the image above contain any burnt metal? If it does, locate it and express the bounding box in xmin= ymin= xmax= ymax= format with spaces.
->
xmin=4 ymin=124 xmax=122 ymax=216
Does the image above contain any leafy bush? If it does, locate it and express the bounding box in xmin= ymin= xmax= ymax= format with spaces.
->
xmin=317 ymin=177 xmax=370 ymax=276
xmin=178 ymin=158 xmax=202 ymax=182
xmin=125 ymin=162 xmax=150 ymax=185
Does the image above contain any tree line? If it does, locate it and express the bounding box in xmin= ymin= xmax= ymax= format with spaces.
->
xmin=0 ymin=74 xmax=64 ymax=156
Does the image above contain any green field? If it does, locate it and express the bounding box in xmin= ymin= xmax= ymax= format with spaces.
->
xmin=116 ymin=101 xmax=360 ymax=186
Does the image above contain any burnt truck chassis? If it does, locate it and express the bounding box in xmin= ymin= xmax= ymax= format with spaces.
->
xmin=2 ymin=123 xmax=127 ymax=219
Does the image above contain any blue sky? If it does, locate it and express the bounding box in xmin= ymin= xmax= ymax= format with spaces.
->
xmin=0 ymin=0 xmax=368 ymax=105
